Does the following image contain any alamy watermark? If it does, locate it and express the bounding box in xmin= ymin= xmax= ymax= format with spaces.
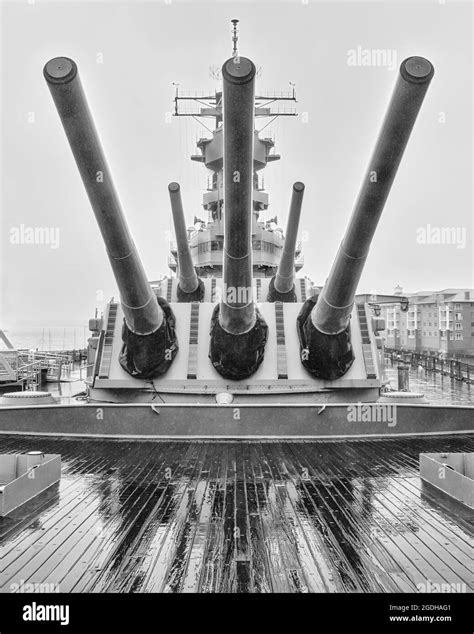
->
xmin=416 ymin=225 xmax=466 ymax=249
xmin=347 ymin=46 xmax=397 ymax=71
xmin=214 ymin=283 xmax=255 ymax=304
xmin=347 ymin=403 xmax=397 ymax=427
xmin=10 ymin=579 xmax=59 ymax=593
xmin=416 ymin=581 xmax=467 ymax=593
xmin=10 ymin=224 xmax=60 ymax=249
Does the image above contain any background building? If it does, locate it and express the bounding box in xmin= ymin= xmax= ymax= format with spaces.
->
xmin=379 ymin=288 xmax=474 ymax=358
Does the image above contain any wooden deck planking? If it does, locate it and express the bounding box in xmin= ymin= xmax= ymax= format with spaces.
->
xmin=258 ymin=442 xmax=319 ymax=592
xmin=217 ymin=444 xmax=238 ymax=592
xmin=177 ymin=444 xmax=223 ymax=592
xmin=250 ymin=443 xmax=295 ymax=592
xmin=0 ymin=435 xmax=472 ymax=593
xmin=297 ymin=440 xmax=473 ymax=590
xmin=0 ymin=438 xmax=112 ymax=543
xmin=57 ymin=443 xmax=180 ymax=591
xmin=273 ymin=442 xmax=390 ymax=592
xmin=297 ymin=441 xmax=471 ymax=590
xmin=0 ymin=451 xmax=114 ymax=583
xmin=97 ymin=442 xmax=208 ymax=592
xmin=341 ymin=440 xmax=473 ymax=573
xmin=134 ymin=443 xmax=212 ymax=593
xmin=240 ymin=442 xmax=273 ymax=593
xmin=284 ymin=442 xmax=387 ymax=592
xmin=196 ymin=446 xmax=230 ymax=593
xmin=158 ymin=442 xmax=214 ymax=593
xmin=0 ymin=441 xmax=155 ymax=589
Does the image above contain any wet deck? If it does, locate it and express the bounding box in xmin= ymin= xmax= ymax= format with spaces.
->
xmin=0 ymin=435 xmax=472 ymax=593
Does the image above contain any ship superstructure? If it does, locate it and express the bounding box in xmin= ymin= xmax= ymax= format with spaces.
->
xmin=169 ymin=22 xmax=300 ymax=284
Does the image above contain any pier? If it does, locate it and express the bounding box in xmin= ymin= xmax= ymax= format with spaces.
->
xmin=0 ymin=349 xmax=87 ymax=392
xmin=385 ymin=348 xmax=474 ymax=384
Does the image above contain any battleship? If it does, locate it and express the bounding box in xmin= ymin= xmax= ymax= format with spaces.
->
xmin=0 ymin=21 xmax=472 ymax=601
xmin=0 ymin=21 xmax=473 ymax=438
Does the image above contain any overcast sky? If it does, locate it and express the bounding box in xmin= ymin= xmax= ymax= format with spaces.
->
xmin=1 ymin=0 xmax=472 ymax=327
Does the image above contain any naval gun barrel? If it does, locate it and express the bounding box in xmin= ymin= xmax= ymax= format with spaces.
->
xmin=209 ymin=56 xmax=268 ymax=380
xmin=268 ymin=182 xmax=305 ymax=301
xmin=44 ymin=57 xmax=177 ymax=378
xmin=220 ymin=56 xmax=256 ymax=334
xmin=44 ymin=57 xmax=161 ymax=336
xmin=168 ymin=183 xmax=203 ymax=301
xmin=300 ymin=57 xmax=433 ymax=379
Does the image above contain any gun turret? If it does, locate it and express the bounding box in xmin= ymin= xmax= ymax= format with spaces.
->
xmin=209 ymin=56 xmax=268 ymax=380
xmin=44 ymin=57 xmax=178 ymax=379
xmin=267 ymin=181 xmax=305 ymax=302
xmin=299 ymin=56 xmax=434 ymax=379
xmin=168 ymin=182 xmax=204 ymax=302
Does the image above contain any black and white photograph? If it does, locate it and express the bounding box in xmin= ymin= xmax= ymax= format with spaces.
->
xmin=0 ymin=0 xmax=472 ymax=632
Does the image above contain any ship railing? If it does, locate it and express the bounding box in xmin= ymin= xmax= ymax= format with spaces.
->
xmin=177 ymin=91 xmax=216 ymax=99
xmin=175 ymin=108 xmax=214 ymax=116
xmin=45 ymin=358 xmax=74 ymax=382
xmin=16 ymin=350 xmax=75 ymax=381
xmin=256 ymin=107 xmax=298 ymax=116
xmin=16 ymin=360 xmax=43 ymax=389
xmin=18 ymin=350 xmax=74 ymax=366
xmin=79 ymin=363 xmax=95 ymax=380
xmin=256 ymin=91 xmax=296 ymax=100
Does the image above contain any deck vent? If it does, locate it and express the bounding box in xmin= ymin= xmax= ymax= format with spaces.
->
xmin=187 ymin=303 xmax=200 ymax=379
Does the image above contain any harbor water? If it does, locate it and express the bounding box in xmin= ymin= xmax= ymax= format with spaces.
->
xmin=384 ymin=364 xmax=472 ymax=406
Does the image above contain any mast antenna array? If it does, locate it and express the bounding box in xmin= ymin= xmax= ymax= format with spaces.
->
xmin=173 ymin=20 xmax=297 ymax=127
xmin=231 ymin=19 xmax=239 ymax=57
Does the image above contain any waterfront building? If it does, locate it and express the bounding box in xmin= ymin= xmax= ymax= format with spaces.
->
xmin=379 ymin=288 xmax=474 ymax=357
